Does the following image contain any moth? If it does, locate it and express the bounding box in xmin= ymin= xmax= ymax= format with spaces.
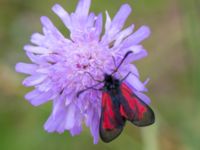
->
xmin=77 ymin=51 xmax=155 ymax=143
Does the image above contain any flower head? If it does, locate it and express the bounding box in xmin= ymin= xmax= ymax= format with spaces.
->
xmin=16 ymin=0 xmax=151 ymax=144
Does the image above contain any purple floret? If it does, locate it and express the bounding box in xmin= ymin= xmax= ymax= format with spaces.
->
xmin=15 ymin=0 xmax=151 ymax=144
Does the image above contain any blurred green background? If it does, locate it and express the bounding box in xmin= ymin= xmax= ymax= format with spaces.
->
xmin=0 ymin=0 xmax=200 ymax=150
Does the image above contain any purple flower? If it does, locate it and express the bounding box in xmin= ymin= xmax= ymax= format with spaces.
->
xmin=15 ymin=0 xmax=151 ymax=144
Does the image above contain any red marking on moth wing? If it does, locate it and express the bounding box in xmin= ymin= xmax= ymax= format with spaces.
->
xmin=120 ymin=83 xmax=147 ymax=120
xmin=102 ymin=92 xmax=115 ymax=129
xmin=119 ymin=105 xmax=127 ymax=118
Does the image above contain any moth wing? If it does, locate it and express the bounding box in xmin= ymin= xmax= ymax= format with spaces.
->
xmin=120 ymin=83 xmax=155 ymax=126
xmin=99 ymin=92 xmax=125 ymax=143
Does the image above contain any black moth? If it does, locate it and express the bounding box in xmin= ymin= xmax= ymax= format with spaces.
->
xmin=77 ymin=51 xmax=155 ymax=142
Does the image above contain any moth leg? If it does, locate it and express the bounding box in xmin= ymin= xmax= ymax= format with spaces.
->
xmin=120 ymin=72 xmax=131 ymax=82
xmin=76 ymin=83 xmax=102 ymax=97
xmin=85 ymin=71 xmax=103 ymax=83
xmin=87 ymin=86 xmax=103 ymax=91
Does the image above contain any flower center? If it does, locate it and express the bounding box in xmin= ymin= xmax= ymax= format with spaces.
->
xmin=70 ymin=43 xmax=114 ymax=87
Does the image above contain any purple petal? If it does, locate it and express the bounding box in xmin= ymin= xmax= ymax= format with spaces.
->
xmin=53 ymin=89 xmax=74 ymax=109
xmin=52 ymin=96 xmax=65 ymax=116
xmin=52 ymin=4 xmax=71 ymax=29
xmin=64 ymin=104 xmax=76 ymax=129
xmin=105 ymin=11 xmax=111 ymax=32
xmin=75 ymin=0 xmax=91 ymax=18
xmin=31 ymin=33 xmax=45 ymax=46
xmin=40 ymin=16 xmax=55 ymax=31
xmin=119 ymin=64 xmax=139 ymax=77
xmin=86 ymin=12 xmax=95 ymax=29
xmin=94 ymin=13 xmax=103 ymax=38
xmin=125 ymin=49 xmax=148 ymax=63
xmin=88 ymin=12 xmax=95 ymax=21
xmin=23 ymin=74 xmax=47 ymax=86
xmin=47 ymin=98 xmax=77 ymax=133
xmin=85 ymin=105 xmax=94 ymax=127
xmin=90 ymin=111 xmax=99 ymax=144
xmin=26 ymin=52 xmax=46 ymax=64
xmin=25 ymin=90 xmax=55 ymax=106
xmin=110 ymin=4 xmax=131 ymax=32
xmin=37 ymin=79 xmax=52 ymax=92
xmin=70 ymin=111 xmax=83 ymax=136
xmin=134 ymin=91 xmax=151 ymax=105
xmin=70 ymin=125 xmax=82 ymax=136
xmin=24 ymin=45 xmax=52 ymax=54
xmin=44 ymin=110 xmax=66 ymax=133
xmin=144 ymin=78 xmax=150 ymax=86
xmin=102 ymin=4 xmax=131 ymax=43
xmin=122 ymin=26 xmax=151 ymax=49
xmin=125 ymin=74 xmax=147 ymax=92
xmin=129 ymin=64 xmax=140 ymax=77
xmin=65 ymin=94 xmax=74 ymax=106
xmin=44 ymin=116 xmax=55 ymax=133
xmin=40 ymin=16 xmax=67 ymax=43
xmin=15 ymin=63 xmax=37 ymax=75
xmin=114 ymin=24 xmax=134 ymax=48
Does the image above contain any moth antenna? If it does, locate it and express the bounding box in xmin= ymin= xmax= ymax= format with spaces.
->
xmin=111 ymin=51 xmax=133 ymax=75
